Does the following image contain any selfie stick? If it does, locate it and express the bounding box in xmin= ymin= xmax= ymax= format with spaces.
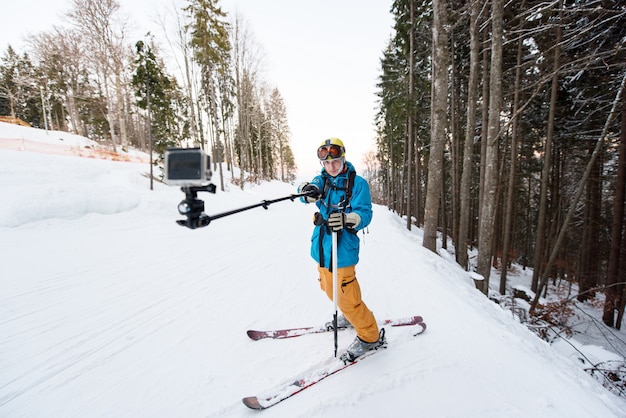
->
xmin=177 ymin=191 xmax=313 ymax=229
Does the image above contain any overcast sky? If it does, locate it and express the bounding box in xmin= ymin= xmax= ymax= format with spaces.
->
xmin=1 ymin=0 xmax=395 ymax=177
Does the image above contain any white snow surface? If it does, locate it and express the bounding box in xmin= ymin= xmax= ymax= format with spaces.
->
xmin=1 ymin=124 xmax=626 ymax=417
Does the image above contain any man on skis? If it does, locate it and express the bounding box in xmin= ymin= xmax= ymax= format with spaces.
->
xmin=298 ymin=138 xmax=386 ymax=362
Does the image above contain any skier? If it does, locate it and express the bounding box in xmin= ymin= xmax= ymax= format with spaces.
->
xmin=298 ymin=138 xmax=386 ymax=362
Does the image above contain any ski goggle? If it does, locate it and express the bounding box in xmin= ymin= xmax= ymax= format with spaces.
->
xmin=317 ymin=144 xmax=344 ymax=160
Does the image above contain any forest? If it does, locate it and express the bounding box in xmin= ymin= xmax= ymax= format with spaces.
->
xmin=1 ymin=0 xmax=625 ymax=331
xmin=0 ymin=0 xmax=297 ymax=190
xmin=370 ymin=0 xmax=626 ymax=330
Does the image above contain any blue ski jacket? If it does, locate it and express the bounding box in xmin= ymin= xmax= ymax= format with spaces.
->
xmin=299 ymin=161 xmax=373 ymax=268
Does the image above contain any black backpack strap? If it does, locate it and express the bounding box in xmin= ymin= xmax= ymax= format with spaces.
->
xmin=345 ymin=170 xmax=356 ymax=208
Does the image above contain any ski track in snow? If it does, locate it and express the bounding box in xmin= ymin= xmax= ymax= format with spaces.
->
xmin=1 ymin=146 xmax=626 ymax=417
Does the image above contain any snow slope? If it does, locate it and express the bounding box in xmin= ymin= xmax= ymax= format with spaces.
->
xmin=1 ymin=125 xmax=625 ymax=417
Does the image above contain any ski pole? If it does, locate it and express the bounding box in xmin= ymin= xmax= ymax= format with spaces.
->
xmin=332 ymin=229 xmax=339 ymax=358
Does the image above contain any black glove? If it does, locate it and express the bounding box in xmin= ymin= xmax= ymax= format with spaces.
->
xmin=300 ymin=182 xmax=321 ymax=203
xmin=327 ymin=212 xmax=361 ymax=232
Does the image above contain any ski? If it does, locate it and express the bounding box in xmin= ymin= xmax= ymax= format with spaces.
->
xmin=242 ymin=320 xmax=426 ymax=410
xmin=247 ymin=315 xmax=424 ymax=341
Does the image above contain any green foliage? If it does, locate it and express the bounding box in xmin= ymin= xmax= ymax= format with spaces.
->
xmin=132 ymin=40 xmax=179 ymax=156
xmin=0 ymin=46 xmax=41 ymax=125
xmin=375 ymin=0 xmax=432 ymax=213
xmin=185 ymin=0 xmax=231 ymax=68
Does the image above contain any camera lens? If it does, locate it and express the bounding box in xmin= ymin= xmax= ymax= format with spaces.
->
xmin=178 ymin=201 xmax=190 ymax=215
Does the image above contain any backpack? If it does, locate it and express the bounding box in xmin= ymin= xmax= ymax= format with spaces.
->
xmin=321 ymin=170 xmax=356 ymax=211
xmin=315 ymin=170 xmax=358 ymax=270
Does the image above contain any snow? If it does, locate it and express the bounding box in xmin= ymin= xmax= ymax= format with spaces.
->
xmin=1 ymin=123 xmax=626 ymax=417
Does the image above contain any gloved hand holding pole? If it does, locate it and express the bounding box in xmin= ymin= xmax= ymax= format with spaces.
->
xmin=299 ymin=182 xmax=322 ymax=203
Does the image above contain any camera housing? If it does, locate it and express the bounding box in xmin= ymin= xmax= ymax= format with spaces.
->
xmin=164 ymin=147 xmax=212 ymax=187
xmin=165 ymin=147 xmax=216 ymax=229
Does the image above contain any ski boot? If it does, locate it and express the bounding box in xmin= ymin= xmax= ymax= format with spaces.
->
xmin=340 ymin=328 xmax=387 ymax=363
xmin=325 ymin=314 xmax=352 ymax=331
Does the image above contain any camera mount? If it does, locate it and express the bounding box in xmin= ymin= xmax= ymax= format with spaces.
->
xmin=176 ymin=184 xmax=217 ymax=229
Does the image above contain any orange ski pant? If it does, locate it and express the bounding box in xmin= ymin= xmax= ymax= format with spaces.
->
xmin=317 ymin=265 xmax=379 ymax=343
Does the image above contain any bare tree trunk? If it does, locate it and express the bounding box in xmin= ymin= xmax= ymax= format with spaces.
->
xmin=457 ymin=0 xmax=480 ymax=270
xmin=406 ymin=1 xmax=415 ymax=230
xmin=617 ymin=232 xmax=626 ymax=329
xmin=478 ymin=29 xmax=490 ymax=241
xmin=476 ymin=0 xmax=504 ymax=295
xmin=99 ymin=67 xmax=118 ymax=151
xmin=449 ymin=28 xmax=459 ymax=248
xmin=423 ymin=0 xmax=448 ymax=252
xmin=531 ymin=1 xmax=563 ymax=292
xmin=500 ymin=5 xmax=525 ymax=294
xmin=387 ymin=121 xmax=393 ymax=208
xmin=578 ymin=142 xmax=602 ymax=301
xmin=416 ymin=142 xmax=422 ymax=226
xmin=115 ymin=70 xmax=128 ymax=149
xmin=603 ymin=90 xmax=626 ymax=326
xmin=183 ymin=39 xmax=200 ymax=146
xmin=441 ymin=160 xmax=447 ymax=250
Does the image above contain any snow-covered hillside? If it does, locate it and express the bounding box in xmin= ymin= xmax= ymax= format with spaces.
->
xmin=1 ymin=124 xmax=625 ymax=417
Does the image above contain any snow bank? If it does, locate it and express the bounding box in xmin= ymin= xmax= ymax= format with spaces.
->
xmin=0 ymin=121 xmax=148 ymax=162
xmin=0 ymin=151 xmax=143 ymax=227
